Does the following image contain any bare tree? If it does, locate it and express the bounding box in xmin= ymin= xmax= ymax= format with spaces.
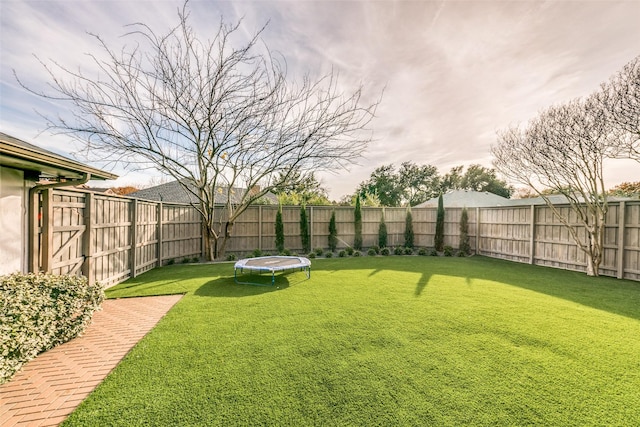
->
xmin=601 ymin=55 xmax=640 ymax=160
xmin=16 ymin=3 xmax=379 ymax=259
xmin=492 ymin=96 xmax=614 ymax=276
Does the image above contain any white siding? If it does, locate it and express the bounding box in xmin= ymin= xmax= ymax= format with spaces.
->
xmin=0 ymin=167 xmax=26 ymax=275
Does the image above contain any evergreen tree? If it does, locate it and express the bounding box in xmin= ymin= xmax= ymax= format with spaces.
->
xmin=459 ymin=207 xmax=471 ymax=255
xmin=404 ymin=208 xmax=414 ymax=248
xmin=275 ymin=205 xmax=285 ymax=253
xmin=435 ymin=193 xmax=445 ymax=251
xmin=328 ymin=210 xmax=338 ymax=252
xmin=300 ymin=205 xmax=310 ymax=253
xmin=354 ymin=196 xmax=363 ymax=250
xmin=378 ymin=211 xmax=387 ymax=248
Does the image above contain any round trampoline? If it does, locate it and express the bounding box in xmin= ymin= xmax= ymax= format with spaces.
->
xmin=234 ymin=256 xmax=311 ymax=286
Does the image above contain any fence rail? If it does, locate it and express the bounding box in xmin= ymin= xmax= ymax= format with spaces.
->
xmin=36 ymin=189 xmax=640 ymax=286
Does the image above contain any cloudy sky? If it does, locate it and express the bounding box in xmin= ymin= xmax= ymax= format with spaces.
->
xmin=1 ymin=0 xmax=638 ymax=199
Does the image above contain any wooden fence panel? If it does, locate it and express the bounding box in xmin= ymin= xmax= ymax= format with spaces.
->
xmin=41 ymin=190 xmax=639 ymax=285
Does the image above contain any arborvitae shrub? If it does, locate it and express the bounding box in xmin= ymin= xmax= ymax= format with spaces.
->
xmin=404 ymin=209 xmax=414 ymax=248
xmin=275 ymin=206 xmax=285 ymax=253
xmin=367 ymin=248 xmax=377 ymax=256
xmin=328 ymin=210 xmax=338 ymax=252
xmin=459 ymin=207 xmax=471 ymax=256
xmin=435 ymin=193 xmax=445 ymax=252
xmin=381 ymin=247 xmax=391 ymax=256
xmin=354 ymin=196 xmax=362 ymax=250
xmin=300 ymin=205 xmax=310 ymax=254
xmin=378 ymin=212 xmax=387 ymax=248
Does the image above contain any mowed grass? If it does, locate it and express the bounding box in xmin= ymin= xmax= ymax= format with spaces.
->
xmin=63 ymin=256 xmax=640 ymax=426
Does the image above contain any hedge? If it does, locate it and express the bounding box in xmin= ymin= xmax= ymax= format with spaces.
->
xmin=0 ymin=273 xmax=104 ymax=384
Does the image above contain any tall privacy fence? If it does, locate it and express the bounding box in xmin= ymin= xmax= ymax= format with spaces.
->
xmin=36 ymin=188 xmax=640 ymax=287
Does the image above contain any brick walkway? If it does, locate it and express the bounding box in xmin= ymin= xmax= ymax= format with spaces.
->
xmin=0 ymin=294 xmax=183 ymax=427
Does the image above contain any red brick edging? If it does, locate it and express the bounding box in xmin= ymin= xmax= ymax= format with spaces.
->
xmin=0 ymin=294 xmax=183 ymax=426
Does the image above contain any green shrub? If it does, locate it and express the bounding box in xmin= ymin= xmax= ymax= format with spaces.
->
xmin=443 ymin=246 xmax=454 ymax=257
xmin=418 ymin=247 xmax=428 ymax=256
xmin=191 ymin=257 xmax=200 ymax=263
xmin=275 ymin=206 xmax=285 ymax=253
xmin=339 ymin=250 xmax=347 ymax=257
xmin=404 ymin=209 xmax=414 ymax=249
xmin=252 ymin=248 xmax=263 ymax=258
xmin=381 ymin=247 xmax=391 ymax=256
xmin=367 ymin=248 xmax=377 ymax=256
xmin=354 ymin=196 xmax=362 ymax=250
xmin=435 ymin=194 xmax=445 ymax=252
xmin=281 ymin=248 xmax=292 ymax=256
xmin=429 ymin=248 xmax=439 ymax=256
xmin=1 ymin=273 xmax=104 ymax=384
xmin=167 ymin=258 xmax=175 ymax=265
xmin=378 ymin=213 xmax=387 ymax=248
xmin=459 ymin=207 xmax=471 ymax=256
xmin=308 ymin=252 xmax=316 ymax=259
xmin=404 ymin=247 xmax=414 ymax=255
xmin=300 ymin=205 xmax=310 ymax=254
xmin=314 ymin=247 xmax=324 ymax=256
xmin=328 ymin=210 xmax=338 ymax=252
xmin=226 ymin=254 xmax=237 ymax=262
xmin=346 ymin=247 xmax=354 ymax=256
xmin=370 ymin=245 xmax=380 ymax=255
xmin=182 ymin=257 xmax=190 ymax=264
xmin=456 ymin=250 xmax=466 ymax=257
xmin=325 ymin=252 xmax=333 ymax=258
xmin=353 ymin=251 xmax=361 ymax=257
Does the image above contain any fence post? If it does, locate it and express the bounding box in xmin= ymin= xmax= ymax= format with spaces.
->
xmin=475 ymin=207 xmax=480 ymax=254
xmin=130 ymin=199 xmax=138 ymax=278
xmin=157 ymin=201 xmax=163 ymax=267
xmin=259 ymin=205 xmax=263 ymax=251
xmin=529 ymin=204 xmax=536 ymax=265
xmin=617 ymin=201 xmax=626 ymax=279
xmin=82 ymin=192 xmax=94 ymax=285
xmin=41 ymin=188 xmax=53 ymax=273
xmin=310 ymin=205 xmax=314 ymax=252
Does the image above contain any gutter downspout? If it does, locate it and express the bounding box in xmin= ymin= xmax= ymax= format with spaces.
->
xmin=28 ymin=173 xmax=91 ymax=273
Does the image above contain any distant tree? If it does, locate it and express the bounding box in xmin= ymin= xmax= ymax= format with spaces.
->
xmin=440 ymin=166 xmax=464 ymax=193
xmin=404 ymin=208 xmax=414 ymax=248
xmin=17 ymin=2 xmax=379 ymax=260
xmin=378 ymin=211 xmax=388 ymax=248
xmin=459 ymin=207 xmax=471 ymax=255
xmin=398 ymin=162 xmax=441 ymax=206
xmin=608 ymin=181 xmax=640 ymax=198
xmin=459 ymin=164 xmax=513 ymax=198
xmin=328 ymin=210 xmax=338 ymax=251
xmin=275 ymin=205 xmax=285 ymax=253
xmin=299 ymin=205 xmax=310 ymax=253
xmin=272 ymin=170 xmax=331 ymax=205
xmin=108 ymin=186 xmax=140 ymax=196
xmin=356 ymin=164 xmax=402 ymax=206
xmin=434 ymin=194 xmax=445 ymax=252
xmin=353 ymin=196 xmax=363 ymax=250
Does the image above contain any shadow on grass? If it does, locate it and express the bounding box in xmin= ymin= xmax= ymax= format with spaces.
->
xmin=194 ymin=270 xmax=310 ymax=298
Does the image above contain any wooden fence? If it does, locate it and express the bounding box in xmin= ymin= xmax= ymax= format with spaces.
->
xmin=35 ymin=189 xmax=640 ymax=286
xmin=36 ymin=188 xmax=201 ymax=287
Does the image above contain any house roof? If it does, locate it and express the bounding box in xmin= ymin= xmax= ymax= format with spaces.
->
xmin=0 ymin=132 xmax=117 ymax=181
xmin=130 ymin=180 xmax=278 ymax=205
xmin=415 ymin=190 xmax=510 ymax=208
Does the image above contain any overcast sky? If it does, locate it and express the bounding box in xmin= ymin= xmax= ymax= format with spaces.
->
xmin=1 ymin=0 xmax=639 ymax=199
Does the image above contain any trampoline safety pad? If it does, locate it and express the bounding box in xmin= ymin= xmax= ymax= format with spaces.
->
xmin=234 ymin=256 xmax=311 ymax=286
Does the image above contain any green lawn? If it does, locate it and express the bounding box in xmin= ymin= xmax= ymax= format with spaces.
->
xmin=63 ymin=256 xmax=640 ymax=426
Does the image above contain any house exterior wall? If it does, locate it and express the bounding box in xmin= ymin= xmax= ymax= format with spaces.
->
xmin=0 ymin=166 xmax=28 ymax=275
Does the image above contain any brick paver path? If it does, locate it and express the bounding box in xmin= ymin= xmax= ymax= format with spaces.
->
xmin=0 ymin=294 xmax=183 ymax=427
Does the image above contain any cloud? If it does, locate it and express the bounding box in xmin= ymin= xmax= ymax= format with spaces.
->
xmin=2 ymin=0 xmax=638 ymax=199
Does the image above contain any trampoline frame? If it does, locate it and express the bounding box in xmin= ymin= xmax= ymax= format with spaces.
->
xmin=233 ymin=256 xmax=311 ymax=286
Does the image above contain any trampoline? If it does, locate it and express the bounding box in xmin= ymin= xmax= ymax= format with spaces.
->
xmin=234 ymin=256 xmax=311 ymax=286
